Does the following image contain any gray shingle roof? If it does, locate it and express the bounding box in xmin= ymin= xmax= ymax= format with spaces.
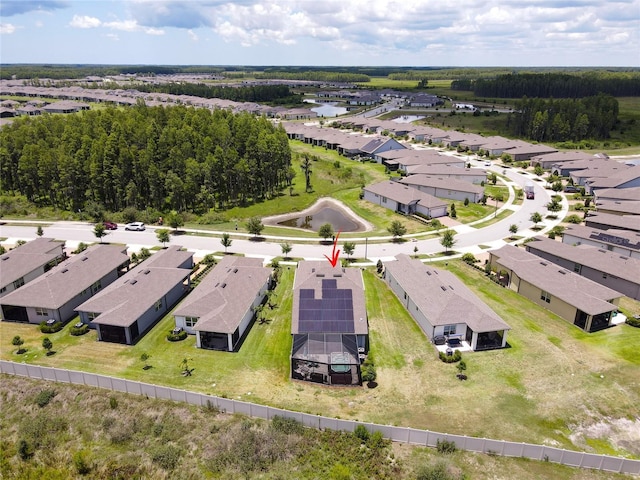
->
xmin=385 ymin=254 xmax=510 ymax=332
xmin=400 ymin=175 xmax=484 ymax=195
xmin=364 ymin=180 xmax=447 ymax=208
xmin=0 ymin=244 xmax=129 ymax=309
xmin=563 ymin=225 xmax=640 ymax=253
xmin=491 ymin=245 xmax=622 ymax=315
xmin=174 ymin=256 xmax=271 ymax=334
xmin=594 ymin=187 xmax=640 ymax=202
xmin=526 ymin=236 xmax=640 ymax=283
xmin=1 ymin=238 xmax=65 ymax=288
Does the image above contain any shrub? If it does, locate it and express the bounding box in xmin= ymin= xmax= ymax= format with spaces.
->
xmin=354 ymin=424 xmax=370 ymax=442
xmin=151 ymin=444 xmax=182 ymax=470
xmin=461 ymin=253 xmax=476 ymax=264
xmin=438 ymin=350 xmax=462 ymax=363
xmin=18 ymin=439 xmax=33 ymax=460
xmin=415 ymin=460 xmax=460 ymax=480
xmin=167 ymin=330 xmax=188 ymax=342
xmin=73 ymin=450 xmax=92 ymax=475
xmin=73 ymin=242 xmax=88 ymax=254
xmin=271 ymin=416 xmax=303 ymax=435
xmin=39 ymin=321 xmax=63 ymax=334
xmin=436 ymin=439 xmax=457 ymax=454
xmin=626 ymin=316 xmax=640 ymax=328
xmin=34 ymin=389 xmax=57 ymax=408
xmin=361 ymin=363 xmax=377 ymax=384
xmin=70 ymin=323 xmax=89 ymax=336
xmin=565 ymin=214 xmax=582 ymax=224
xmin=109 ymin=396 xmax=118 ymax=409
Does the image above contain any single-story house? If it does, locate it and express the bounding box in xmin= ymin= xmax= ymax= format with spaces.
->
xmin=0 ymin=238 xmax=66 ymax=298
xmin=363 ymin=180 xmax=448 ymax=218
xmin=173 ymin=256 xmax=271 ymax=352
xmin=584 ymin=212 xmax=640 ymax=233
xmin=374 ymin=149 xmax=465 ymax=172
xmin=441 ymin=132 xmax=485 ymax=148
xmin=595 ymin=199 xmax=640 ymax=216
xmin=525 ymin=236 xmax=640 ymax=301
xmin=478 ymin=138 xmax=530 ymax=156
xmin=489 ymin=245 xmax=623 ymax=332
xmin=291 ymin=262 xmax=368 ymax=386
xmin=76 ymin=246 xmax=193 ymax=345
xmin=41 ymin=101 xmax=90 ymax=114
xmin=562 ymin=225 xmax=640 ymax=260
xmin=405 ymin=165 xmax=487 ymax=184
xmin=550 ymin=158 xmax=621 ymax=178
xmin=503 ymin=144 xmax=557 ymax=161
xmin=0 ymin=244 xmax=130 ymax=324
xmin=530 ymin=151 xmax=600 ymax=170
xmin=384 ymin=254 xmax=510 ymax=350
xmin=399 ymin=175 xmax=484 ymax=203
xmin=585 ymin=165 xmax=640 ymax=193
xmin=594 ymin=186 xmax=640 ymax=203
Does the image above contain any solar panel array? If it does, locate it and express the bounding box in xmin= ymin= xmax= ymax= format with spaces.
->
xmin=298 ymin=278 xmax=355 ymax=333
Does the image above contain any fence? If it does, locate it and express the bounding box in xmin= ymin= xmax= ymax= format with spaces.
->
xmin=1 ymin=360 xmax=638 ymax=476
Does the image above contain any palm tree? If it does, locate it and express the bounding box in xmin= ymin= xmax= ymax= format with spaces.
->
xmin=301 ymin=155 xmax=313 ymax=192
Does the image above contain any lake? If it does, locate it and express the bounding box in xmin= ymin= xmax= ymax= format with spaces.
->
xmin=277 ymin=206 xmax=360 ymax=232
xmin=303 ymin=99 xmax=348 ymax=117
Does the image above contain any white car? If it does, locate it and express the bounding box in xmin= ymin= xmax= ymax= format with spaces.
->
xmin=125 ymin=222 xmax=145 ymax=231
xmin=483 ymin=160 xmax=492 ymax=166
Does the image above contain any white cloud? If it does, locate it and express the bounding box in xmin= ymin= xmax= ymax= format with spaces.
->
xmin=102 ymin=19 xmax=164 ymax=35
xmin=0 ymin=23 xmax=17 ymax=34
xmin=105 ymin=33 xmax=119 ymax=41
xmin=69 ymin=14 xmax=101 ymax=29
xmin=188 ymin=29 xmax=198 ymax=41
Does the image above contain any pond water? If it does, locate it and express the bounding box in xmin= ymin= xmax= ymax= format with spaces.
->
xmin=303 ymin=99 xmax=348 ymax=117
xmin=277 ymin=206 xmax=360 ymax=232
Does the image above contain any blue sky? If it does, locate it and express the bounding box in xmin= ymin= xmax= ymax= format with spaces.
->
xmin=1 ymin=0 xmax=639 ymax=66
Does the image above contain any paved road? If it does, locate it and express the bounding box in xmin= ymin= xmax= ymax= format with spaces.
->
xmin=0 ymin=163 xmax=567 ymax=263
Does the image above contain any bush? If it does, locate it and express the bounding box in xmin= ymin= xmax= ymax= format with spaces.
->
xmin=271 ymin=416 xmax=303 ymax=435
xmin=565 ymin=214 xmax=583 ymax=224
xmin=151 ymin=444 xmax=182 ymax=470
xmin=354 ymin=424 xmax=370 ymax=442
xmin=70 ymin=323 xmax=89 ymax=336
xmin=167 ymin=330 xmax=188 ymax=342
xmin=416 ymin=460 xmax=461 ymax=480
xmin=361 ymin=363 xmax=377 ymax=384
xmin=73 ymin=450 xmax=92 ymax=475
xmin=436 ymin=439 xmax=457 ymax=454
xmin=109 ymin=396 xmax=118 ymax=409
xmin=18 ymin=439 xmax=33 ymax=460
xmin=438 ymin=350 xmax=462 ymax=363
xmin=39 ymin=320 xmax=63 ymax=333
xmin=34 ymin=389 xmax=57 ymax=408
xmin=626 ymin=316 xmax=640 ymax=328
xmin=461 ymin=253 xmax=476 ymax=264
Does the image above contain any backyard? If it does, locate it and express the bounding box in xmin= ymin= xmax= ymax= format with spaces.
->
xmin=2 ymin=260 xmax=639 ymax=459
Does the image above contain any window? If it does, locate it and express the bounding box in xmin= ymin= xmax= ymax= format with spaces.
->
xmin=87 ymin=312 xmax=99 ymax=322
xmin=155 ymin=298 xmax=163 ymax=311
xmin=573 ymin=263 xmax=581 ymax=273
xmin=0 ymin=286 xmax=6 ymax=294
xmin=185 ymin=316 xmax=198 ymax=327
xmin=13 ymin=277 xmax=25 ymax=289
xmin=606 ymin=245 xmax=614 ymax=251
xmin=35 ymin=307 xmax=48 ymax=316
xmin=540 ymin=290 xmax=551 ymax=303
xmin=382 ymin=197 xmax=387 ymax=203
xmin=91 ymin=280 xmax=102 ymax=294
xmin=602 ymin=272 xmax=608 ymax=279
xmin=444 ymin=325 xmax=456 ymax=336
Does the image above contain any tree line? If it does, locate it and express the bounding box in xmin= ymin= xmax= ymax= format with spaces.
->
xmin=451 ymin=72 xmax=640 ymax=98
xmin=132 ymin=83 xmax=301 ymax=104
xmin=255 ymin=71 xmax=370 ymax=83
xmin=0 ymin=104 xmax=292 ymax=214
xmin=509 ymin=94 xmax=619 ymax=142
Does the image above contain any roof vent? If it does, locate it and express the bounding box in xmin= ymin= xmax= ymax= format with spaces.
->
xmin=221 ymin=283 xmax=227 ymax=288
xmin=440 ymin=286 xmax=447 ymax=291
xmin=233 ymin=268 xmax=238 ymax=273
xmin=1 ymin=257 xmax=8 ymax=261
xmin=316 ymin=273 xmax=325 ymax=278
xmin=62 ymin=268 xmax=68 ymax=273
xmin=333 ymin=274 xmax=342 ymax=277
xmin=426 ymin=271 xmax=431 ymax=276
xmin=143 ymin=269 xmax=150 ymax=274
xmin=130 ymin=279 xmax=137 ymax=285
xmin=539 ymin=261 xmax=547 ymax=266
xmin=82 ymin=257 xmax=88 ymax=261
xmin=558 ymin=271 xmax=566 ymax=275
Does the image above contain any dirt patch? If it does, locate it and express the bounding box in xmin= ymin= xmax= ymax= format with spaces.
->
xmin=569 ymin=417 xmax=640 ymax=456
xmin=262 ymin=197 xmax=373 ymax=232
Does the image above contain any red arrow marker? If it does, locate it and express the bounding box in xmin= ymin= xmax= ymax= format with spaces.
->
xmin=324 ymin=230 xmax=341 ymax=267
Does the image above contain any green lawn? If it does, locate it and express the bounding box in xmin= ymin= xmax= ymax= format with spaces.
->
xmin=3 ymin=261 xmax=639 ymax=459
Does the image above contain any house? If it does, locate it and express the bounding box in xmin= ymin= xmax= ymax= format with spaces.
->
xmin=41 ymin=101 xmax=90 ymax=114
xmin=594 ymin=199 xmax=640 ymax=216
xmin=441 ymin=132 xmax=485 ymax=148
xmin=503 ymin=144 xmax=557 ymax=161
xmin=550 ymin=157 xmax=620 ymax=178
xmin=489 ymin=245 xmax=623 ymax=332
xmin=530 ymin=151 xmax=599 ymax=169
xmin=399 ymin=175 xmax=484 ymax=203
xmin=562 ymin=225 xmax=640 ymax=259
xmin=408 ymin=94 xmax=441 ymax=108
xmin=0 ymin=244 xmax=130 ymax=324
xmin=405 ymin=164 xmax=487 ymax=184
xmin=291 ymin=262 xmax=368 ymax=386
xmin=173 ymin=256 xmax=271 ymax=352
xmin=363 ymin=180 xmax=448 ymax=218
xmin=374 ymin=149 xmax=465 ymax=172
xmin=76 ymin=246 xmax=193 ymax=345
xmin=570 ymin=163 xmax=631 ymax=187
xmin=384 ymin=254 xmax=510 ymax=350
xmin=584 ymin=212 xmax=640 ymax=233
xmin=478 ymin=138 xmax=530 ymax=156
xmin=585 ymin=166 xmax=640 ymax=193
xmin=0 ymin=238 xmax=66 ymax=298
xmin=525 ymin=236 xmax=640 ymax=301
xmin=594 ymin=187 xmax=640 ymax=203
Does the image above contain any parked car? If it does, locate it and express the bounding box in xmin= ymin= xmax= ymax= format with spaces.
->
xmin=125 ymin=222 xmax=145 ymax=231
xmin=103 ymin=221 xmax=117 ymax=230
xmin=564 ymin=185 xmax=579 ymax=193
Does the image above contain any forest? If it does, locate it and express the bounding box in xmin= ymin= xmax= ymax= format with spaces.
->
xmin=508 ymin=94 xmax=619 ymax=142
xmin=452 ymin=72 xmax=640 ymax=98
xmin=0 ymin=105 xmax=292 ymax=215
xmin=132 ymin=82 xmax=302 ymax=104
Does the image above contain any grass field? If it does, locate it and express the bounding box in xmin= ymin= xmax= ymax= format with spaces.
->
xmin=3 ymin=261 xmax=639 ymax=461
